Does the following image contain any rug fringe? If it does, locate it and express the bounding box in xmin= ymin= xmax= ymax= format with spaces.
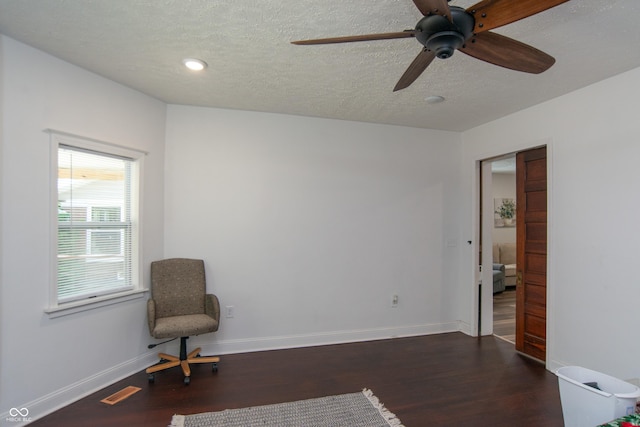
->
xmin=168 ymin=414 xmax=185 ymax=427
xmin=362 ymin=388 xmax=405 ymax=427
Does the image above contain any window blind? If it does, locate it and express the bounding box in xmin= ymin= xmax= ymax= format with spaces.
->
xmin=57 ymin=145 xmax=134 ymax=303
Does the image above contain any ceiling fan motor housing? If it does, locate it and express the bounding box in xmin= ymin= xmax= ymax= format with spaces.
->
xmin=415 ymin=6 xmax=475 ymax=59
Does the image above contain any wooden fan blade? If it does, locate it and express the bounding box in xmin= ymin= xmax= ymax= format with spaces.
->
xmin=467 ymin=0 xmax=569 ymax=33
xmin=394 ymin=49 xmax=437 ymax=92
xmin=291 ymin=31 xmax=415 ymax=45
xmin=413 ymin=0 xmax=452 ymax=20
xmin=459 ymin=31 xmax=555 ymax=74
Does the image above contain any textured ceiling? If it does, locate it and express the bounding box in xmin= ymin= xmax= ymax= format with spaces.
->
xmin=1 ymin=0 xmax=639 ymax=131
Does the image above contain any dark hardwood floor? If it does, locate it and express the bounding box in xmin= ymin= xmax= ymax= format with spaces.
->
xmin=30 ymin=332 xmax=564 ymax=426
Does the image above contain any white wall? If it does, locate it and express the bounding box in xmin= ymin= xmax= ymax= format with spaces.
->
xmin=164 ymin=105 xmax=465 ymax=354
xmin=461 ymin=66 xmax=640 ymax=380
xmin=0 ymin=36 xmax=166 ymax=420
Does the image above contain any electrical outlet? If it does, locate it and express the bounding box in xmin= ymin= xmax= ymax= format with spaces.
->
xmin=225 ymin=305 xmax=235 ymax=318
xmin=391 ymin=294 xmax=399 ymax=308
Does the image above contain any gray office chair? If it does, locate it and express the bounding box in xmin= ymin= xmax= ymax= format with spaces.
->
xmin=146 ymin=258 xmax=220 ymax=385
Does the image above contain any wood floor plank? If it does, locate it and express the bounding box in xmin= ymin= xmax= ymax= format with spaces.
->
xmin=29 ymin=333 xmax=564 ymax=426
xmin=494 ymin=288 xmax=516 ymax=342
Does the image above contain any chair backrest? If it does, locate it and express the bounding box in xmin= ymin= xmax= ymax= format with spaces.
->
xmin=150 ymin=258 xmax=206 ymax=319
xmin=492 ymin=243 xmax=500 ymax=261
xmin=499 ymin=243 xmax=517 ymax=265
xmin=492 ymin=242 xmax=517 ymax=265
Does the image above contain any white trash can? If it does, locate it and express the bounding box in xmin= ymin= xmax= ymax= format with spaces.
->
xmin=556 ymin=366 xmax=640 ymax=427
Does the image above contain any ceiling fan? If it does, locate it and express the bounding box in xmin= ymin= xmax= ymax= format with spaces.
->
xmin=291 ymin=0 xmax=569 ymax=91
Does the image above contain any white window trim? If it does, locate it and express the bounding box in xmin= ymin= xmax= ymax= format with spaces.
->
xmin=46 ymin=129 xmax=148 ymax=317
xmin=44 ymin=289 xmax=148 ymax=319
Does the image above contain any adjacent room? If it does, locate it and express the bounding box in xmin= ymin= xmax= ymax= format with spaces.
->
xmin=490 ymin=155 xmax=517 ymax=344
xmin=2 ymin=0 xmax=640 ymax=425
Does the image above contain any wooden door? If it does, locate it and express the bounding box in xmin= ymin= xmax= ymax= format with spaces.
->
xmin=515 ymin=146 xmax=547 ymax=361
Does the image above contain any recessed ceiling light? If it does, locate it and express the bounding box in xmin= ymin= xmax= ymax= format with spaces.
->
xmin=182 ymin=58 xmax=207 ymax=71
xmin=426 ymin=95 xmax=445 ymax=104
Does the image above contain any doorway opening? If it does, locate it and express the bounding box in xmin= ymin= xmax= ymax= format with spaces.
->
xmin=479 ymin=146 xmax=548 ymax=362
xmin=488 ymin=155 xmax=517 ymax=344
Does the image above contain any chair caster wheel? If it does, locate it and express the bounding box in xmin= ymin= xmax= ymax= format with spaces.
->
xmin=148 ymin=374 xmax=155 ymax=383
xmin=212 ymin=362 xmax=218 ymax=372
xmin=184 ymin=376 xmax=191 ymax=385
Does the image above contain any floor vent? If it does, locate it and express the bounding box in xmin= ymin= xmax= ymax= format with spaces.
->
xmin=100 ymin=386 xmax=142 ymax=405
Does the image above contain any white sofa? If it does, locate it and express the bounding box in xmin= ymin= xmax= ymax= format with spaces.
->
xmin=493 ymin=243 xmax=517 ymax=287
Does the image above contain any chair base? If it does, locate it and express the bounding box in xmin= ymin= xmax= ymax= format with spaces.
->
xmin=146 ymin=337 xmax=219 ymax=385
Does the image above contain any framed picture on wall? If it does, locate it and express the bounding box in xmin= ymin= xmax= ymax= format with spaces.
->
xmin=494 ymin=198 xmax=516 ymax=228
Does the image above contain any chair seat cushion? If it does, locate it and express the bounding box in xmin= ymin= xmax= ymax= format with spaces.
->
xmin=504 ymin=264 xmax=516 ymax=277
xmin=152 ymin=314 xmax=218 ymax=339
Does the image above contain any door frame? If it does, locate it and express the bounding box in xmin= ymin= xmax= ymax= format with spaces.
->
xmin=471 ymin=140 xmax=555 ymax=367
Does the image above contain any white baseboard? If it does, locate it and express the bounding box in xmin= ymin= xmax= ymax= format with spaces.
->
xmin=5 ymin=321 xmax=462 ymax=424
xmin=193 ymin=322 xmax=461 ymax=356
xmin=2 ymin=351 xmax=159 ymax=425
xmin=456 ymin=320 xmax=473 ymax=336
xmin=546 ymin=358 xmax=564 ymax=374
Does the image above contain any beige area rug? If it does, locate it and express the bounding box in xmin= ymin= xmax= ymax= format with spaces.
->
xmin=170 ymin=388 xmax=404 ymax=427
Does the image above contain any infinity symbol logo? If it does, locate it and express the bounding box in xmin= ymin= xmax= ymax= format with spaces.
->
xmin=9 ymin=408 xmax=29 ymax=417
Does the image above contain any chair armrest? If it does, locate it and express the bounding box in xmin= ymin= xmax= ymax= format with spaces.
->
xmin=493 ymin=263 xmax=505 ymax=272
xmin=147 ymin=299 xmax=156 ymax=335
xmin=205 ymin=294 xmax=221 ymax=325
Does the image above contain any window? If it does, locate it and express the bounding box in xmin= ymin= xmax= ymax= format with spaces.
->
xmin=48 ymin=131 xmax=145 ymax=315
